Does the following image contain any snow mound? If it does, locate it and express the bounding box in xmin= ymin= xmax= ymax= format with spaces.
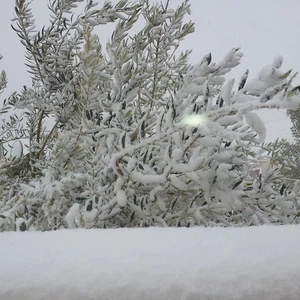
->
xmin=1 ymin=225 xmax=300 ymax=300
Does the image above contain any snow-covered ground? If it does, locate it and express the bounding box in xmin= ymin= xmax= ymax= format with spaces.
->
xmin=1 ymin=225 xmax=300 ymax=300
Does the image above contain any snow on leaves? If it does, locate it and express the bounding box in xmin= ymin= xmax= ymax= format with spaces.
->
xmin=0 ymin=0 xmax=300 ymax=231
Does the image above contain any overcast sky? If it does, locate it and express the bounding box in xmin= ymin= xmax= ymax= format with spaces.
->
xmin=0 ymin=0 xmax=300 ymax=141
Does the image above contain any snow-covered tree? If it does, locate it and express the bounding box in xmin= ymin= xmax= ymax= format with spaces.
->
xmin=1 ymin=0 xmax=300 ymax=231
xmin=266 ymin=138 xmax=300 ymax=180
xmin=269 ymin=97 xmax=300 ymax=180
xmin=266 ymin=86 xmax=300 ymax=181
xmin=288 ymin=106 xmax=300 ymax=144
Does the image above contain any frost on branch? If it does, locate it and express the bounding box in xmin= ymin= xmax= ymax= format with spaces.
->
xmin=1 ymin=0 xmax=300 ymax=231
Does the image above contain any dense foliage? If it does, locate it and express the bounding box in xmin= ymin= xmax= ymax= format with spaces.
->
xmin=1 ymin=0 xmax=300 ymax=231
xmin=288 ymin=107 xmax=300 ymax=143
xmin=267 ymin=92 xmax=300 ymax=180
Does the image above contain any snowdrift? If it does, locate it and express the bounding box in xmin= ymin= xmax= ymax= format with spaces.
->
xmin=1 ymin=225 xmax=300 ymax=300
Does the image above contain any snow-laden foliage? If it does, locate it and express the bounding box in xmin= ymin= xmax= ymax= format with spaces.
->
xmin=1 ymin=0 xmax=300 ymax=231
xmin=264 ymin=93 xmax=300 ymax=181
xmin=265 ymin=138 xmax=300 ymax=181
xmin=270 ymin=104 xmax=300 ymax=180
xmin=288 ymin=103 xmax=300 ymax=144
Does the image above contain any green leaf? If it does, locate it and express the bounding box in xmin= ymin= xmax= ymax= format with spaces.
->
xmin=288 ymin=86 xmax=300 ymax=97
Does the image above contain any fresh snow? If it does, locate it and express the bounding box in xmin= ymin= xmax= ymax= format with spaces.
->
xmin=245 ymin=111 xmax=266 ymax=143
xmin=1 ymin=225 xmax=300 ymax=300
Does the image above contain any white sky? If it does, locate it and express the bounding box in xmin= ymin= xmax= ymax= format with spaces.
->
xmin=0 ymin=0 xmax=300 ymax=141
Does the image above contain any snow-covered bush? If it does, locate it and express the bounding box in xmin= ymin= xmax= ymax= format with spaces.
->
xmin=1 ymin=0 xmax=300 ymax=231
xmin=268 ymin=105 xmax=300 ymax=180
xmin=288 ymin=105 xmax=300 ymax=143
xmin=1 ymin=56 xmax=30 ymax=231
xmin=265 ymin=138 xmax=300 ymax=181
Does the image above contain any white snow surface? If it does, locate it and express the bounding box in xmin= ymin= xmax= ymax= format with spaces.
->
xmin=1 ymin=225 xmax=300 ymax=300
